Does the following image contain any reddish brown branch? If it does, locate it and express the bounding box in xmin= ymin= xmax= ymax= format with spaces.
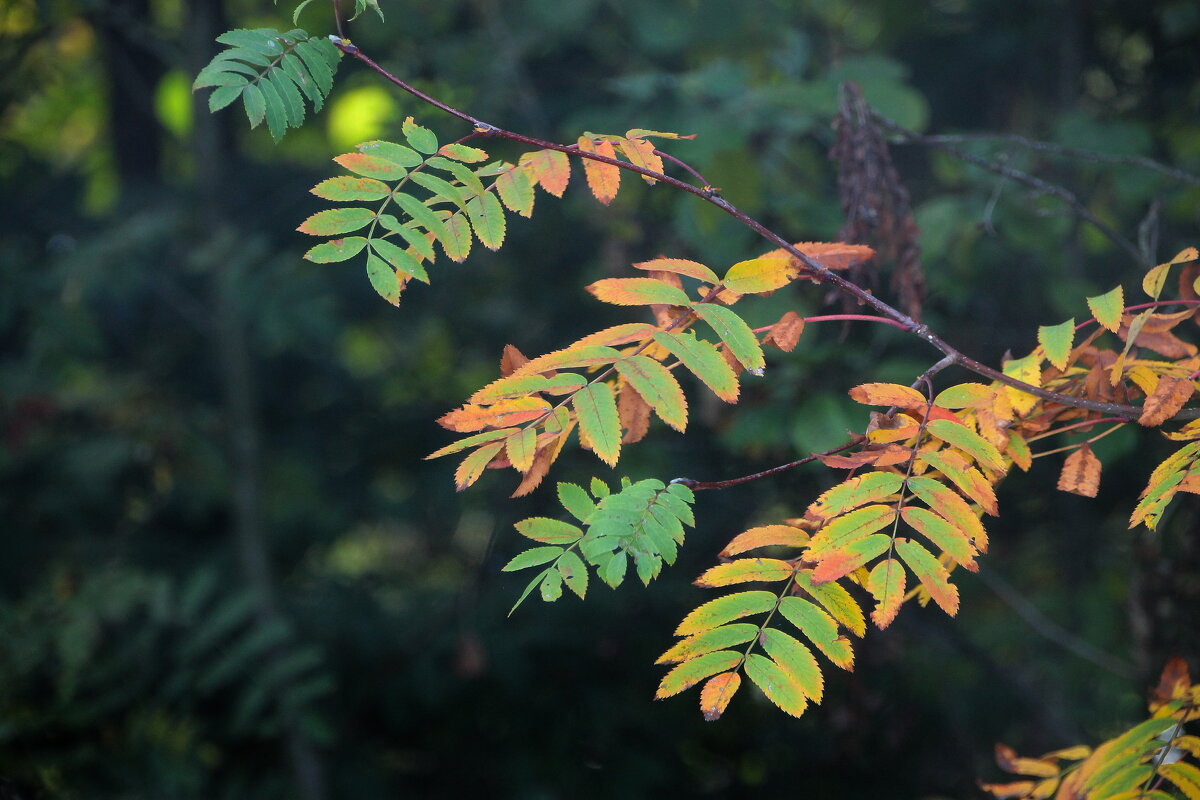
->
xmin=332 ymin=39 xmax=1200 ymax=424
xmin=672 ymin=436 xmax=865 ymax=491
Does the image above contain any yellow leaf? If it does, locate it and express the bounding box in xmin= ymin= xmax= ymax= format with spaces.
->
xmin=849 ymin=382 xmax=928 ymax=409
xmin=1002 ymin=353 xmax=1043 ymax=416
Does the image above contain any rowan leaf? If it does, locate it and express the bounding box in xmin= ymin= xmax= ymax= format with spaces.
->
xmin=426 ymin=428 xmax=516 ymax=460
xmin=894 ymin=539 xmax=959 ymax=615
xmin=900 ymin=507 xmax=977 ymax=569
xmin=514 ymin=517 xmax=584 ymax=544
xmin=653 ymin=331 xmax=739 ymax=402
xmin=655 ymin=650 xmax=742 ymax=699
xmin=392 ymin=192 xmax=454 ymax=252
xmin=442 ymin=212 xmax=473 ymax=262
xmin=557 ymin=550 xmax=588 ymax=598
xmin=614 ymin=356 xmax=688 ymax=431
xmin=400 ymin=115 xmax=438 ymax=154
xmin=587 ymin=277 xmax=693 ymax=307
xmin=723 ymin=256 xmax=795 ymax=294
xmin=455 ymin=442 xmax=503 ymax=491
xmin=297 ymin=207 xmax=376 ymax=236
xmin=694 ymin=558 xmax=794 ymax=587
xmin=333 ymin=152 xmax=409 ymax=181
xmin=465 ymin=192 xmax=506 ymax=250
xmin=805 ymin=504 xmax=896 ymax=557
xmin=521 ymin=149 xmax=570 ymax=197
xmin=504 ymin=427 xmax=538 ymax=473
xmin=304 ymin=236 xmax=368 ymax=263
xmin=744 ymin=653 xmax=807 ymax=718
xmin=578 ymin=136 xmax=620 ymax=204
xmin=925 ymin=418 xmax=1006 ymax=474
xmin=763 ymin=311 xmax=806 ymax=352
xmin=806 ymin=472 xmax=905 ymax=524
xmin=509 ymin=345 xmax=622 ymax=377
xmin=905 ymin=475 xmax=989 ymax=550
xmin=1002 ymin=353 xmax=1043 ymax=416
xmin=848 ymin=382 xmax=928 ymax=409
xmin=436 ymin=142 xmax=489 ymax=163
xmin=675 ymin=591 xmax=777 ymax=637
xmin=1057 ymin=444 xmax=1101 ymax=498
xmin=1038 ymin=318 xmax=1076 ymax=371
xmin=692 ymin=303 xmax=765 ymax=371
xmin=866 ymin=557 xmax=906 ymax=629
xmin=810 ymin=533 xmax=892 ymax=584
xmin=572 ymin=382 xmax=621 ymax=467
xmin=437 ymin=397 xmax=552 ymax=432
xmin=1160 ymin=762 xmax=1200 ymax=800
xmin=310 ymin=175 xmax=390 ymax=201
xmin=365 ymin=254 xmax=401 ymax=305
xmin=495 ymin=165 xmax=535 ymax=217
xmin=918 ymin=450 xmax=1000 ymax=516
xmin=759 ymin=627 xmax=823 ymax=702
xmin=469 ymin=373 xmax=586 ymax=404
xmin=615 ymin=136 xmax=663 ymax=183
xmin=720 ymin=525 xmax=809 ymax=557
xmin=370 ymin=239 xmax=429 ymax=283
xmin=1139 ymin=376 xmax=1195 ymax=426
xmin=793 ymin=570 xmax=866 ymax=637
xmin=502 ymin=545 xmax=564 ymax=572
xmin=777 ymin=596 xmax=854 ymax=670
xmin=1086 ymin=285 xmax=1125 ymax=333
xmin=699 ymin=671 xmax=742 ymax=721
xmin=633 ymin=257 xmax=720 ymax=284
xmin=934 ymin=383 xmax=996 ymax=409
xmin=656 ymin=623 xmax=759 ymax=665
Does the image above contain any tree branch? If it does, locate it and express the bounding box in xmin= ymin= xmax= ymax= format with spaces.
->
xmin=332 ymin=39 xmax=1200 ymax=423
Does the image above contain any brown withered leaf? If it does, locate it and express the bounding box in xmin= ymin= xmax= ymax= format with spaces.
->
xmin=763 ymin=311 xmax=806 ymax=352
xmin=500 ymin=344 xmax=529 ymax=377
xmin=1139 ymin=375 xmax=1195 ymax=426
xmin=1056 ymin=444 xmax=1100 ymax=498
xmin=618 ymin=380 xmax=652 ymax=444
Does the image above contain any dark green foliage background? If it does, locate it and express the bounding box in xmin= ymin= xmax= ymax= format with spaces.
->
xmin=1 ymin=0 xmax=1198 ymax=797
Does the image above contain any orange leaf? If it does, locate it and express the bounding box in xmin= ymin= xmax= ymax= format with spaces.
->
xmin=511 ymin=429 xmax=570 ymax=498
xmin=578 ymin=136 xmax=620 ymax=204
xmin=437 ymin=397 xmax=551 ymax=432
xmin=1057 ymin=444 xmax=1101 ymax=498
xmin=720 ymin=525 xmax=810 ymax=557
xmin=867 ymin=558 xmax=906 ymax=629
xmin=1139 ymin=376 xmax=1195 ymax=426
xmin=520 ymin=149 xmax=570 ymax=197
xmin=756 ymin=241 xmax=876 ymax=274
xmin=618 ymin=380 xmax=652 ymax=444
xmin=616 ymin=136 xmax=664 ymax=184
xmin=699 ymin=671 xmax=742 ymax=721
xmin=849 ymin=382 xmax=928 ymax=409
xmin=763 ymin=311 xmax=806 ymax=352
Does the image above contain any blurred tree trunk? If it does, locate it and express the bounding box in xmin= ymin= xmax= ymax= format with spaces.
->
xmin=184 ymin=2 xmax=327 ymax=797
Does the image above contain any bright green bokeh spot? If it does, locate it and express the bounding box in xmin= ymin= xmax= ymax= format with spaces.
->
xmin=327 ymin=85 xmax=398 ymax=152
xmin=154 ymin=70 xmax=193 ymax=139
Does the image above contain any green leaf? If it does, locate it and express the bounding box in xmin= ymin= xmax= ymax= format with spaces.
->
xmin=588 ymin=277 xmax=693 ymax=307
xmin=297 ymin=207 xmax=376 ymax=236
xmin=370 ymin=239 xmax=429 ymax=283
xmin=557 ymin=551 xmax=588 ymax=598
xmin=1086 ymin=285 xmax=1124 ymax=333
xmin=290 ymin=0 xmax=321 ymax=24
xmin=924 ymin=418 xmax=1006 ymax=474
xmin=465 ymin=193 xmax=506 ymax=250
xmin=409 ymin=171 xmax=470 ymax=210
xmin=744 ymin=653 xmax=807 ymax=717
xmin=655 ymin=650 xmax=743 ymax=699
xmin=1038 ymin=318 xmax=1076 ymax=371
xmin=777 ymin=597 xmax=853 ymax=669
xmin=208 ymin=84 xmax=245 ymax=112
xmin=194 ymin=70 xmax=249 ymax=90
xmin=438 ymin=143 xmax=489 ymax=163
xmin=303 ymin=236 xmax=367 ymax=263
xmin=216 ymin=29 xmax=286 ymax=56
xmin=443 ymin=213 xmax=473 ymax=262
xmin=392 ymin=193 xmax=454 ymax=252
xmin=614 ymin=355 xmax=688 ymax=431
xmin=256 ymin=78 xmax=288 ymax=141
xmin=510 ymin=568 xmax=552 ymax=615
xmin=653 ymin=331 xmax=739 ymax=403
xmin=806 ymin=471 xmax=904 ymax=522
xmin=241 ymin=83 xmax=266 ymax=128
xmin=294 ymin=40 xmax=334 ymax=94
xmin=334 ymin=152 xmax=408 ymax=181
xmin=793 ymin=570 xmax=866 ymax=637
xmin=656 ymin=623 xmax=759 ymax=665
xmin=376 ymin=217 xmax=436 ymax=260
xmin=268 ymin=71 xmax=304 ymax=128
xmin=692 ymin=303 xmax=765 ymax=371
xmin=213 ymin=46 xmax=272 ymax=68
xmin=502 ymin=546 xmax=564 ymax=572
xmin=905 ymin=475 xmax=988 ymax=550
xmin=426 ymin=428 xmax=516 ymax=460
xmin=540 ymin=568 xmax=564 ymax=601
xmin=357 ymin=140 xmax=423 ymax=167
xmin=496 ymin=166 xmax=535 ymax=217
xmin=428 ymin=156 xmax=489 ymax=197
xmin=759 ymin=628 xmax=822 ymax=702
xmin=599 ymin=550 xmax=627 ymax=587
xmin=365 ymin=254 xmax=400 ymax=305
xmin=590 ymin=477 xmax=610 ymax=498
xmin=900 ymin=507 xmax=976 ymax=567
xmin=514 ymin=517 xmax=583 ymax=544
xmin=279 ymin=54 xmax=321 ymax=109
xmin=805 ymin=504 xmax=896 ymax=557
xmin=573 ymin=382 xmax=621 ymax=467
xmin=310 ymin=176 xmax=390 ymax=201
xmin=557 ymin=482 xmax=597 ymax=523
xmin=403 ymin=116 xmax=439 ymax=154
xmin=675 ymin=591 xmax=776 ymax=637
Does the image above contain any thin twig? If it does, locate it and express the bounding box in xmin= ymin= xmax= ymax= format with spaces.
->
xmin=333 ymin=40 xmax=1200 ymax=423
xmin=672 ymin=436 xmax=865 ymax=491
xmin=330 ymin=0 xmax=345 ymax=40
